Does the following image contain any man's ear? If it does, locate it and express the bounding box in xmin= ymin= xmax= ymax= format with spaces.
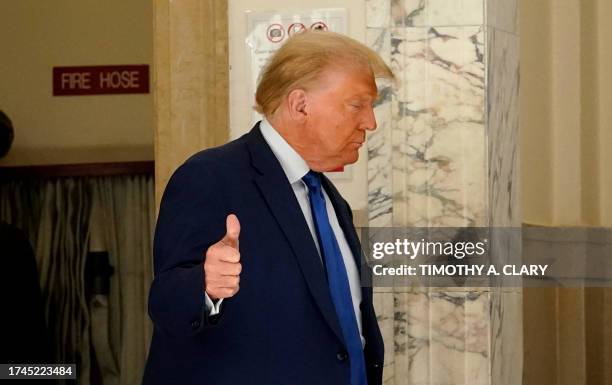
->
xmin=286 ymin=89 xmax=308 ymax=122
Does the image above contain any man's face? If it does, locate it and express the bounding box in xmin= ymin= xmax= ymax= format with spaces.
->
xmin=301 ymin=66 xmax=378 ymax=171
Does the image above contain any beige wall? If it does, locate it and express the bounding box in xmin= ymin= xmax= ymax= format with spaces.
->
xmin=598 ymin=0 xmax=612 ymax=226
xmin=521 ymin=2 xmax=612 ymax=384
xmin=0 ymin=0 xmax=153 ymax=166
xmin=520 ymin=0 xmax=553 ymax=225
xmin=521 ymin=0 xmax=612 ymax=227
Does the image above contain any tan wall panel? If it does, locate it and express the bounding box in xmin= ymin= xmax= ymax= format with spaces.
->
xmin=557 ymin=288 xmax=586 ymax=385
xmin=579 ymin=0 xmax=600 ymax=225
xmin=598 ymin=0 xmax=612 ymax=226
xmin=522 ymin=288 xmax=558 ymax=385
xmin=550 ymin=0 xmax=582 ymax=225
xmin=585 ymin=288 xmax=605 ymax=385
xmin=520 ymin=0 xmax=553 ymax=225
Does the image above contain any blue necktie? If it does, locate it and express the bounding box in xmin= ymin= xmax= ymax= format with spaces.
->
xmin=302 ymin=171 xmax=367 ymax=385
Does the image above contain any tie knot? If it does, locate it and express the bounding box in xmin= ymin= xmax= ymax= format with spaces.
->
xmin=302 ymin=170 xmax=322 ymax=193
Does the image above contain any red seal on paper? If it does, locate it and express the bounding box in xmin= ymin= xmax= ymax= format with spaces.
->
xmin=310 ymin=21 xmax=328 ymax=32
xmin=288 ymin=22 xmax=306 ymax=36
xmin=266 ymin=23 xmax=285 ymax=43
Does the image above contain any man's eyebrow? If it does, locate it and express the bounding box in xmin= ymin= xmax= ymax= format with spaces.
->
xmin=347 ymin=94 xmax=376 ymax=102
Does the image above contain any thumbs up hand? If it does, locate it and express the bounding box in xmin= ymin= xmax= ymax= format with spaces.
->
xmin=204 ymin=214 xmax=241 ymax=300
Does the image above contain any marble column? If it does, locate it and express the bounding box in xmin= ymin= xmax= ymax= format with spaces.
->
xmin=153 ymin=0 xmax=229 ymax=206
xmin=366 ymin=1 xmax=521 ymax=384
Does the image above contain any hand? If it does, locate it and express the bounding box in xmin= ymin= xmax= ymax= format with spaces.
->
xmin=204 ymin=214 xmax=241 ymax=300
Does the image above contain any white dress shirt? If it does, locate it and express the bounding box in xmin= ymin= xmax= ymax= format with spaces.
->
xmin=205 ymin=119 xmax=364 ymax=347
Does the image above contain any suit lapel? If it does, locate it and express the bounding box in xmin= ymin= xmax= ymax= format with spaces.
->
xmin=246 ymin=125 xmax=345 ymax=344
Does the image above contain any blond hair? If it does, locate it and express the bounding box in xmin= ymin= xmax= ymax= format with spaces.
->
xmin=254 ymin=31 xmax=394 ymax=117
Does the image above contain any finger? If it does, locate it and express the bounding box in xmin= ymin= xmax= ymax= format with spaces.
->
xmin=221 ymin=214 xmax=240 ymax=249
xmin=205 ymin=260 xmax=241 ymax=277
xmin=216 ymin=247 xmax=240 ymax=263
xmin=211 ymin=275 xmax=240 ymax=288
xmin=218 ymin=261 xmax=241 ymax=276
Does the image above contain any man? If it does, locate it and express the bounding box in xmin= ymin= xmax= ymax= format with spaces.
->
xmin=0 ymin=111 xmax=52 ymax=383
xmin=143 ymin=31 xmax=394 ymax=385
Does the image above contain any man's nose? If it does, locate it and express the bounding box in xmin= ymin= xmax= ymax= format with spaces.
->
xmin=363 ymin=105 xmax=377 ymax=131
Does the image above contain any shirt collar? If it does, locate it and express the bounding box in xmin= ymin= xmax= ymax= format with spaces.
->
xmin=259 ymin=118 xmax=310 ymax=184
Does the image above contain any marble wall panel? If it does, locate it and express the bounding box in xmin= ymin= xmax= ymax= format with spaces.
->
xmin=365 ymin=2 xmax=521 ymax=385
xmin=366 ymin=0 xmax=392 ymax=28
xmin=154 ymin=0 xmax=228 ymax=205
xmin=390 ymin=26 xmax=487 ymax=227
xmin=490 ymin=289 xmax=523 ymax=385
xmin=390 ymin=0 xmax=483 ymax=27
xmin=372 ymin=290 xmax=397 ymax=385
xmin=368 ymin=27 xmax=394 ymax=227
xmin=428 ymin=290 xmax=490 ymax=385
xmin=486 ymin=0 xmax=519 ymax=35
xmin=382 ymin=290 xmax=494 ymax=385
xmin=368 ymin=25 xmax=398 ymax=385
xmin=487 ymin=27 xmax=520 ymax=226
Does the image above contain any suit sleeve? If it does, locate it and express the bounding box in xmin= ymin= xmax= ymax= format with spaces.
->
xmin=0 ymin=222 xmax=51 ymax=364
xmin=148 ymin=159 xmax=228 ymax=338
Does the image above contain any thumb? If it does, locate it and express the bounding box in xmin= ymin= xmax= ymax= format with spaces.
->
xmin=222 ymin=214 xmax=240 ymax=249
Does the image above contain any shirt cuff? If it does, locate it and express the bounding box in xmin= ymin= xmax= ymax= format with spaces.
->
xmin=204 ymin=292 xmax=224 ymax=316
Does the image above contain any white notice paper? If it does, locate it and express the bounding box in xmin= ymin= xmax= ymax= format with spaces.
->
xmin=245 ymin=8 xmax=348 ymax=123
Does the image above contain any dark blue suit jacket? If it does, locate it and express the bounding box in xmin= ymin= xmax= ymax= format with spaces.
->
xmin=143 ymin=124 xmax=384 ymax=385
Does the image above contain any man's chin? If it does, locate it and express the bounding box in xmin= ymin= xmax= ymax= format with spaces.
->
xmin=311 ymin=152 xmax=359 ymax=172
xmin=346 ymin=150 xmax=360 ymax=164
xmin=331 ymin=154 xmax=359 ymax=171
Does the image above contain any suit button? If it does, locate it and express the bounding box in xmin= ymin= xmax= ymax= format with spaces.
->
xmin=191 ymin=320 xmax=200 ymax=329
xmin=372 ymin=363 xmax=381 ymax=368
xmin=336 ymin=351 xmax=348 ymax=361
